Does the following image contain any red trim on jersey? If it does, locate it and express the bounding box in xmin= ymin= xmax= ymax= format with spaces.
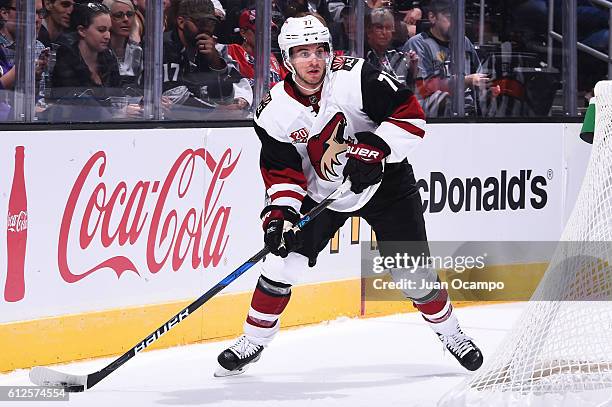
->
xmin=261 ymin=167 xmax=307 ymax=191
xmin=270 ymin=190 xmax=304 ymax=202
xmin=283 ymin=75 xmax=322 ymax=113
xmin=390 ymin=95 xmax=426 ymax=121
xmin=385 ymin=95 xmax=426 ymax=137
xmin=386 ymin=119 xmax=426 ymax=138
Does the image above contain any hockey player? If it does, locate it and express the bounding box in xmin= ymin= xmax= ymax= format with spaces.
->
xmin=215 ymin=15 xmax=483 ymax=377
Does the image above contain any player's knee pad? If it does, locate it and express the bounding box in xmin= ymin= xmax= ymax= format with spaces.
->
xmin=388 ymin=266 xmax=440 ymax=300
xmin=260 ymin=252 xmax=309 ymax=286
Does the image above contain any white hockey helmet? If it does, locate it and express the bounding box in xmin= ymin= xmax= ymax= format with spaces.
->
xmin=278 ymin=15 xmax=333 ymax=74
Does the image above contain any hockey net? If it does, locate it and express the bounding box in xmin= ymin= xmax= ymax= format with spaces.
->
xmin=439 ymin=81 xmax=612 ymax=406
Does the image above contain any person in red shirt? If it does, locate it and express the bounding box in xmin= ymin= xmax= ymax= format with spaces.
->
xmin=225 ymin=8 xmax=286 ymax=88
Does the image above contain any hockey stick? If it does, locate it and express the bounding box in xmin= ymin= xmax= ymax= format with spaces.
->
xmin=29 ymin=180 xmax=352 ymax=392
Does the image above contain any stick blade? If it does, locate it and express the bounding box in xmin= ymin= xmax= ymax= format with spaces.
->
xmin=29 ymin=366 xmax=87 ymax=392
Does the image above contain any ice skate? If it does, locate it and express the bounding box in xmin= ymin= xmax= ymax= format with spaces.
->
xmin=431 ymin=315 xmax=483 ymax=371
xmin=214 ymin=335 xmax=264 ymax=377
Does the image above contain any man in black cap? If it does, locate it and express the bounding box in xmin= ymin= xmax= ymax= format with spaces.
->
xmin=163 ymin=0 xmax=252 ymax=118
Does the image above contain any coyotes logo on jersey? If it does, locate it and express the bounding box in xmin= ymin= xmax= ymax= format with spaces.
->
xmin=306 ymin=112 xmax=348 ymax=182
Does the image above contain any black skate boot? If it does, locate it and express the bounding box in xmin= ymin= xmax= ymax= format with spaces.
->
xmin=431 ymin=315 xmax=483 ymax=371
xmin=214 ymin=335 xmax=264 ymax=377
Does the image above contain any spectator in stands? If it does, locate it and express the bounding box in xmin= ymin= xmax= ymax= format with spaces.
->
xmin=50 ymin=2 xmax=121 ymax=101
xmin=0 ymin=0 xmax=48 ymax=121
xmin=102 ymin=0 xmax=143 ymax=88
xmin=0 ymin=0 xmax=18 ymax=63
xmin=0 ymin=0 xmax=48 ymax=71
xmin=404 ymin=0 xmax=487 ymax=117
xmin=39 ymin=0 xmax=75 ymax=47
xmin=225 ymin=8 xmax=285 ymax=89
xmin=0 ymin=0 xmax=49 ymax=116
xmin=365 ymin=7 xmax=418 ymax=90
xmin=163 ymin=0 xmax=252 ymax=118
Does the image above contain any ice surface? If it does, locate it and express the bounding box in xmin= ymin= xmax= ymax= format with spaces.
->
xmin=0 ymin=303 xmax=525 ymax=407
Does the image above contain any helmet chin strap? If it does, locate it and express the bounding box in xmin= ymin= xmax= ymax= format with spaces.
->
xmin=294 ymin=78 xmax=323 ymax=94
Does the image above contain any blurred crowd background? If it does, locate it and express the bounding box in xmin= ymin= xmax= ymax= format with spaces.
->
xmin=0 ymin=0 xmax=607 ymax=122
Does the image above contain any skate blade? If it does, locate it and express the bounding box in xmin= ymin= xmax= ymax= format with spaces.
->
xmin=213 ymin=365 xmax=249 ymax=377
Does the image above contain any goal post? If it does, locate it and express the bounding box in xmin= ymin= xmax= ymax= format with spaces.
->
xmin=439 ymin=81 xmax=612 ymax=406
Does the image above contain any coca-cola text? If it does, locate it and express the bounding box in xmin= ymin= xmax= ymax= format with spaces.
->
xmin=57 ymin=148 xmax=240 ymax=283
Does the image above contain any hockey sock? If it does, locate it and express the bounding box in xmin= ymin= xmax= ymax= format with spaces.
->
xmin=244 ymin=275 xmax=292 ymax=345
xmin=412 ymin=286 xmax=453 ymax=324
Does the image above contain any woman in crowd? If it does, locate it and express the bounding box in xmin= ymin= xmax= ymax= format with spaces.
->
xmin=103 ymin=0 xmax=143 ymax=88
xmin=51 ymin=2 xmax=121 ymax=101
xmin=226 ymin=8 xmax=286 ymax=89
xmin=365 ymin=7 xmax=418 ymax=90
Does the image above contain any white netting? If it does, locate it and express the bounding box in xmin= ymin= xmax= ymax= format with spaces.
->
xmin=439 ymin=81 xmax=612 ymax=407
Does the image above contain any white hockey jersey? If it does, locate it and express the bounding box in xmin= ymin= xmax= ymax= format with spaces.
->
xmin=254 ymin=55 xmax=426 ymax=213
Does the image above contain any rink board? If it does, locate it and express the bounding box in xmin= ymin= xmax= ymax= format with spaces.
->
xmin=0 ymin=123 xmax=589 ymax=371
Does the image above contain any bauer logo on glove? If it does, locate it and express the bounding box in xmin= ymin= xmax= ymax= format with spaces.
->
xmin=346 ymin=144 xmax=386 ymax=163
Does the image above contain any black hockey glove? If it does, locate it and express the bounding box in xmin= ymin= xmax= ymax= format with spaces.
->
xmin=343 ymin=131 xmax=391 ymax=194
xmin=261 ymin=205 xmax=302 ymax=257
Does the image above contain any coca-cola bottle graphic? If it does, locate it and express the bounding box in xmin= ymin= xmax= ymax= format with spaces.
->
xmin=5 ymin=146 xmax=27 ymax=302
